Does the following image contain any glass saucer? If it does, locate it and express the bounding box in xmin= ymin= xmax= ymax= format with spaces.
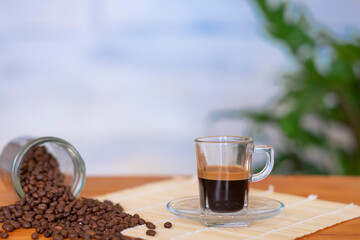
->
xmin=167 ymin=196 xmax=284 ymax=227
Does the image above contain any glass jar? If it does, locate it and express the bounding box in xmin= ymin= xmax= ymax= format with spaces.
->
xmin=0 ymin=136 xmax=86 ymax=198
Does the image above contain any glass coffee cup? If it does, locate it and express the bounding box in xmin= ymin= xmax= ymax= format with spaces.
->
xmin=195 ymin=136 xmax=274 ymax=215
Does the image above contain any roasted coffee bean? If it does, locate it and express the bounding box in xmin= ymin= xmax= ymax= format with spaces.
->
xmin=46 ymin=214 xmax=55 ymax=222
xmin=146 ymin=222 xmax=156 ymax=229
xmin=35 ymin=174 xmax=44 ymax=181
xmin=75 ymin=201 xmax=83 ymax=209
xmin=68 ymin=232 xmax=78 ymax=239
xmin=8 ymin=220 xmax=21 ymax=229
xmin=37 ymin=203 xmax=47 ymax=211
xmin=22 ymin=215 xmax=33 ymax=222
xmin=32 ymin=192 xmax=39 ymax=198
xmin=2 ymin=223 xmax=14 ymax=232
xmin=76 ymin=206 xmax=87 ymax=216
xmin=85 ymin=229 xmax=95 ymax=236
xmin=60 ymin=229 xmax=68 ymax=238
xmin=64 ymin=205 xmax=71 ymax=213
xmin=82 ymin=233 xmax=91 ymax=240
xmin=0 ymin=231 xmax=9 ymax=239
xmin=52 ymin=234 xmax=64 ymax=240
xmin=22 ymin=205 xmax=31 ymax=211
xmin=101 ymin=235 xmax=111 ymax=240
xmin=40 ymin=220 xmax=48 ymax=229
xmin=138 ymin=219 xmax=146 ymax=225
xmin=31 ymin=232 xmax=39 ymax=240
xmin=93 ymin=234 xmax=102 ymax=240
xmin=146 ymin=230 xmax=156 ymax=237
xmin=14 ymin=210 xmax=23 ymax=218
xmin=41 ymin=197 xmax=50 ymax=204
xmin=36 ymin=227 xmax=44 ymax=234
xmin=44 ymin=229 xmax=53 ymax=238
xmin=164 ymin=221 xmax=172 ymax=228
xmin=54 ymin=225 xmax=62 ymax=230
xmin=21 ymin=221 xmax=32 ymax=229
xmin=52 ymin=228 xmax=60 ymax=236
xmin=22 ymin=185 xmax=29 ymax=193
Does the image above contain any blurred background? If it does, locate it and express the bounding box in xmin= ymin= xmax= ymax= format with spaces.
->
xmin=1 ymin=0 xmax=359 ymax=175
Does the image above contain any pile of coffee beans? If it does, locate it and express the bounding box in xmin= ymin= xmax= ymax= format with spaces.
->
xmin=0 ymin=146 xmax=172 ymax=239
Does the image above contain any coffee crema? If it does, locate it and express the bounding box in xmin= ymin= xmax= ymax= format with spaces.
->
xmin=198 ymin=165 xmax=249 ymax=180
xmin=198 ymin=165 xmax=249 ymax=213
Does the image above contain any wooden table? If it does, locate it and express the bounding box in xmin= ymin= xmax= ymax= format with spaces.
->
xmin=1 ymin=175 xmax=360 ymax=239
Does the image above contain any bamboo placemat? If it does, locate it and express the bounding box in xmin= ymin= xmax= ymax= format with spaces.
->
xmin=96 ymin=177 xmax=360 ymax=240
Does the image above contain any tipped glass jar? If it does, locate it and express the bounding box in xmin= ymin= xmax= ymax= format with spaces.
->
xmin=0 ymin=136 xmax=86 ymax=198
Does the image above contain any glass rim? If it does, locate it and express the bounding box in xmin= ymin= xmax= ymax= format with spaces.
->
xmin=194 ymin=135 xmax=254 ymax=143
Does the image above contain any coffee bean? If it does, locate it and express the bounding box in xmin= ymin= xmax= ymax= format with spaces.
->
xmin=146 ymin=230 xmax=156 ymax=236
xmin=21 ymin=221 xmax=32 ymax=229
xmin=14 ymin=210 xmax=23 ymax=218
xmin=91 ymin=234 xmax=100 ymax=240
xmin=146 ymin=222 xmax=156 ymax=229
xmin=35 ymin=174 xmax=44 ymax=181
xmin=8 ymin=220 xmax=21 ymax=229
xmin=52 ymin=234 xmax=64 ymax=240
xmin=85 ymin=229 xmax=95 ymax=236
xmin=37 ymin=203 xmax=47 ymax=211
xmin=2 ymin=223 xmax=14 ymax=232
xmin=45 ymin=208 xmax=54 ymax=214
xmin=64 ymin=205 xmax=71 ymax=213
xmin=44 ymin=229 xmax=53 ymax=238
xmin=23 ymin=185 xmax=30 ymax=193
xmin=60 ymin=229 xmax=68 ymax=238
xmin=75 ymin=201 xmax=83 ymax=209
xmin=32 ymin=192 xmax=39 ymax=198
xmin=68 ymin=232 xmax=78 ymax=238
xmin=54 ymin=225 xmax=62 ymax=230
xmin=46 ymin=214 xmax=55 ymax=222
xmin=164 ymin=221 xmax=172 ymax=228
xmin=81 ymin=225 xmax=90 ymax=231
xmin=22 ymin=205 xmax=31 ymax=211
xmin=76 ymin=206 xmax=87 ymax=216
xmin=36 ymin=227 xmax=44 ymax=234
xmin=40 ymin=220 xmax=48 ymax=229
xmin=138 ymin=219 xmax=146 ymax=225
xmin=22 ymin=215 xmax=33 ymax=222
xmin=36 ymin=182 xmax=45 ymax=189
xmin=41 ymin=197 xmax=50 ymax=204
xmin=31 ymin=232 xmax=39 ymax=240
xmin=0 ymin=231 xmax=9 ymax=239
xmin=102 ymin=235 xmax=111 ymax=240
xmin=82 ymin=233 xmax=91 ymax=240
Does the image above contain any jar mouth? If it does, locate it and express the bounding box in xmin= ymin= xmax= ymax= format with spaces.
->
xmin=195 ymin=136 xmax=254 ymax=144
xmin=11 ymin=136 xmax=86 ymax=198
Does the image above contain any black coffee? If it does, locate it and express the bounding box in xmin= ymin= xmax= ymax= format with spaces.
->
xmin=198 ymin=165 xmax=249 ymax=213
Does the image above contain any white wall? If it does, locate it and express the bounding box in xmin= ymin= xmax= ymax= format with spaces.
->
xmin=0 ymin=0 xmax=359 ymax=175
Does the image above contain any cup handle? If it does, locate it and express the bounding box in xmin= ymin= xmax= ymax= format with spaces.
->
xmin=250 ymin=145 xmax=274 ymax=183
